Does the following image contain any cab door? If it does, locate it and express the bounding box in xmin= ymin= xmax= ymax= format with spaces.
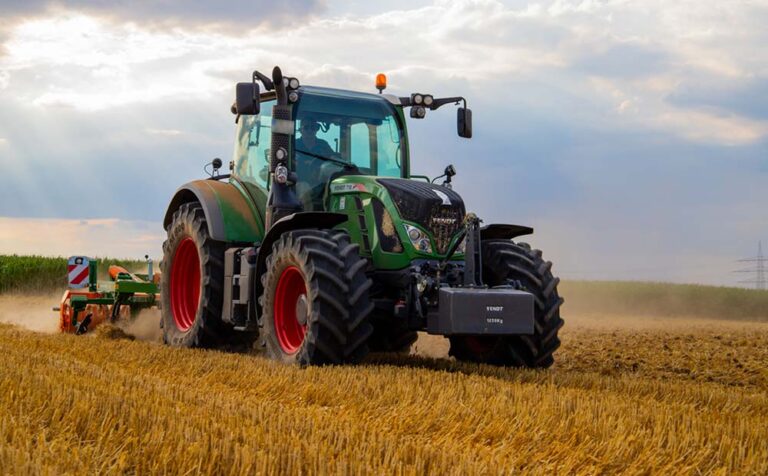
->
xmin=231 ymin=99 xmax=277 ymax=233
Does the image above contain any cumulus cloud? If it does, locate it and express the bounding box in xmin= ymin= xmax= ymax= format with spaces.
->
xmin=0 ymin=0 xmax=324 ymax=28
xmin=1 ymin=0 xmax=768 ymax=284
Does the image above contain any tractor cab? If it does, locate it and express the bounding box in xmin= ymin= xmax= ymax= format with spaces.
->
xmin=232 ymin=86 xmax=407 ymax=212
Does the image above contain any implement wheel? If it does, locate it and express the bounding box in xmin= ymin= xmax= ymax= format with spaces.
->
xmin=260 ymin=230 xmax=373 ymax=365
xmin=449 ymin=240 xmax=565 ymax=368
xmin=161 ymin=202 xmax=229 ymax=348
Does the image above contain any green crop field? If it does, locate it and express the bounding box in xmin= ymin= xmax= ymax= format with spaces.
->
xmin=0 ymin=255 xmax=147 ymax=294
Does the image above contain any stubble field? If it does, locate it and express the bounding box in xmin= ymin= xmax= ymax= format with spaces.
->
xmin=0 ymin=279 xmax=767 ymax=474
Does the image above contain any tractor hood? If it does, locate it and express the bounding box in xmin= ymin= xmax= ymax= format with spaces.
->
xmin=377 ymin=178 xmax=465 ymax=254
xmin=328 ymin=175 xmax=467 ymax=269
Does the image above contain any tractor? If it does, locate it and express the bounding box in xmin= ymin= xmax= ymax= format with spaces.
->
xmin=160 ymin=66 xmax=564 ymax=367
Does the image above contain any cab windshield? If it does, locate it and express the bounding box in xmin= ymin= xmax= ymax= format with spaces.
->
xmin=294 ymin=89 xmax=405 ymax=209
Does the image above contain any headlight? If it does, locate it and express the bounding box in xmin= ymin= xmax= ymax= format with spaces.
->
xmin=404 ymin=224 xmax=433 ymax=253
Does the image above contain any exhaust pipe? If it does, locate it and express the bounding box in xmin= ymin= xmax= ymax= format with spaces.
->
xmin=265 ymin=66 xmax=302 ymax=229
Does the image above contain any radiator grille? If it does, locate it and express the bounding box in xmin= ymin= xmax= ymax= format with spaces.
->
xmin=378 ymin=179 xmax=465 ymax=254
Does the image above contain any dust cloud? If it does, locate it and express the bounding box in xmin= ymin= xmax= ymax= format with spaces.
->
xmin=0 ymin=293 xmax=61 ymax=333
xmin=120 ymin=309 xmax=162 ymax=342
xmin=0 ymin=292 xmax=162 ymax=341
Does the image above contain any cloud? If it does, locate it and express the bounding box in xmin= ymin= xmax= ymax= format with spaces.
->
xmin=0 ymin=0 xmax=324 ymax=28
xmin=667 ymin=76 xmax=768 ymax=121
xmin=1 ymin=0 xmax=768 ymax=286
xmin=573 ymin=43 xmax=670 ymax=79
xmin=0 ymin=216 xmax=164 ymax=259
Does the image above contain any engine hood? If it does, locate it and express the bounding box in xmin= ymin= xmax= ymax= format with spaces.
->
xmin=377 ymin=178 xmax=466 ymax=254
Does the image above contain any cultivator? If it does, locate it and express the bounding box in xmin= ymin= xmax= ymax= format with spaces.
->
xmin=54 ymin=256 xmax=160 ymax=334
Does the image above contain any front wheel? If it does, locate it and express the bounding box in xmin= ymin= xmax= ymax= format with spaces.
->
xmin=260 ymin=230 xmax=374 ymax=365
xmin=449 ymin=240 xmax=564 ymax=368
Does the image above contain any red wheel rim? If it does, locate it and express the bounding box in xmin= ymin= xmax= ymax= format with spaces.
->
xmin=274 ymin=266 xmax=308 ymax=354
xmin=170 ymin=237 xmax=201 ymax=331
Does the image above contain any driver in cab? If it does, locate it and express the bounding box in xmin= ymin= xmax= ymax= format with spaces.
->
xmin=295 ymin=116 xmax=337 ymax=209
xmin=296 ymin=117 xmax=334 ymax=158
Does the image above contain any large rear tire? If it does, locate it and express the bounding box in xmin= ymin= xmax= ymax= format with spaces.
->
xmin=161 ymin=202 xmax=230 ymax=348
xmin=449 ymin=240 xmax=564 ymax=368
xmin=260 ymin=230 xmax=374 ymax=365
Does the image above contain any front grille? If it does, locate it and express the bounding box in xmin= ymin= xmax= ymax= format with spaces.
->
xmin=378 ymin=179 xmax=465 ymax=254
xmin=428 ymin=206 xmax=464 ymax=254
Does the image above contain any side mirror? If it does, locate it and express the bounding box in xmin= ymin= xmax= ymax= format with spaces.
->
xmin=235 ymin=82 xmax=260 ymax=115
xmin=457 ymin=107 xmax=472 ymax=138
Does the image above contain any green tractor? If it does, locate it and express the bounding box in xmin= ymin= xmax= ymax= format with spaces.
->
xmin=160 ymin=66 xmax=564 ymax=367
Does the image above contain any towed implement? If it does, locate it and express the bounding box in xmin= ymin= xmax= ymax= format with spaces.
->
xmin=161 ymin=67 xmax=564 ymax=367
xmin=54 ymin=256 xmax=159 ymax=334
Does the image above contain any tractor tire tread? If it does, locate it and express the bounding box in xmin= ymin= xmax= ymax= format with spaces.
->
xmin=260 ymin=229 xmax=372 ymax=365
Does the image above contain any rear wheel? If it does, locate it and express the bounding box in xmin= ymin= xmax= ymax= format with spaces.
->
xmin=449 ymin=240 xmax=564 ymax=368
xmin=260 ymin=230 xmax=373 ymax=365
xmin=161 ymin=202 xmax=229 ymax=348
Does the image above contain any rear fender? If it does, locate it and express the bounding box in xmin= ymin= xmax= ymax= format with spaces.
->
xmin=163 ymin=180 xmax=263 ymax=243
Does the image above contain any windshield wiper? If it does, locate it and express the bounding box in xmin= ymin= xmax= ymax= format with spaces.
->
xmin=296 ymin=149 xmax=356 ymax=170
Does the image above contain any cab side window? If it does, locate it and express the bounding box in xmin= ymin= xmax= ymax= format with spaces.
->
xmin=350 ymin=122 xmax=372 ymax=172
xmin=233 ymin=99 xmax=276 ymax=188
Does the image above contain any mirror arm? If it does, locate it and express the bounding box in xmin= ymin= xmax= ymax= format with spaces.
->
xmin=398 ymin=96 xmax=466 ymax=110
xmin=252 ymin=70 xmax=274 ymax=91
xmin=429 ymin=96 xmax=466 ymax=110
xmin=431 ymin=173 xmax=446 ymax=184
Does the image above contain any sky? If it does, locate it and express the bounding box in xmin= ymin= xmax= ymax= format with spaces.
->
xmin=0 ymin=0 xmax=767 ymax=286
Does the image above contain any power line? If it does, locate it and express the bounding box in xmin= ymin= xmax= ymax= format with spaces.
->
xmin=734 ymin=241 xmax=767 ymax=290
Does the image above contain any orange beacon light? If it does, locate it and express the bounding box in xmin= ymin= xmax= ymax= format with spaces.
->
xmin=376 ymin=73 xmax=387 ymax=93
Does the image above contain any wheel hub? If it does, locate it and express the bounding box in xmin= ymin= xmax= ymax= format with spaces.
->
xmin=295 ymin=294 xmax=309 ymax=326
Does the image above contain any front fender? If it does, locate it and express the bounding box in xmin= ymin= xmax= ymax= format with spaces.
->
xmin=480 ymin=224 xmax=533 ymax=241
xmin=255 ymin=211 xmax=348 ymax=277
xmin=163 ymin=180 xmax=263 ymax=243
xmin=253 ymin=212 xmax=349 ymax=315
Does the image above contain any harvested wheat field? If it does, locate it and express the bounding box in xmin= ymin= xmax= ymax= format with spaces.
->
xmin=0 ymin=305 xmax=767 ymax=475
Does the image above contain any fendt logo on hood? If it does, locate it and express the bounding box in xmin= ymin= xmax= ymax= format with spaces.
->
xmin=433 ymin=189 xmax=452 ymax=206
xmin=432 ymin=217 xmax=457 ymax=225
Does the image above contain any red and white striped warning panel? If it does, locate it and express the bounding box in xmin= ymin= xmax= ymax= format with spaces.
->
xmin=67 ymin=256 xmax=90 ymax=289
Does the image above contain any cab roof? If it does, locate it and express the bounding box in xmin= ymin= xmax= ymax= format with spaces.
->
xmin=259 ymin=85 xmax=401 ymax=106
